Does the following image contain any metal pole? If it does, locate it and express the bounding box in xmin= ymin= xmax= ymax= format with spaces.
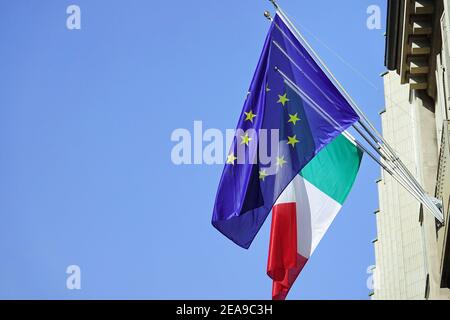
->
xmin=266 ymin=1 xmax=444 ymax=222
xmin=266 ymin=9 xmax=425 ymax=200
xmin=268 ymin=4 xmax=407 ymax=167
xmin=277 ymin=67 xmax=435 ymax=214
xmin=274 ymin=50 xmax=444 ymax=222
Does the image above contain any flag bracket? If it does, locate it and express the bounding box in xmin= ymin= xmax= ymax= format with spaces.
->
xmin=269 ymin=0 xmax=279 ymax=9
xmin=431 ymin=197 xmax=444 ymax=212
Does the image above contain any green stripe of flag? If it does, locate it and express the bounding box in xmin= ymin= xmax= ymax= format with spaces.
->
xmin=300 ymin=134 xmax=363 ymax=205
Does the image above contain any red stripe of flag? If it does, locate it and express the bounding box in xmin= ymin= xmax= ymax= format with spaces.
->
xmin=267 ymin=203 xmax=308 ymax=300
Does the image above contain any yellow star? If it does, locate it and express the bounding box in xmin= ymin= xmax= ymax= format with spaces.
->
xmin=244 ymin=110 xmax=257 ymax=123
xmin=259 ymin=169 xmax=269 ymax=181
xmin=227 ymin=153 xmax=238 ymax=165
xmin=266 ymin=84 xmax=271 ymax=92
xmin=287 ymin=135 xmax=300 ymax=148
xmin=288 ymin=113 xmax=301 ymax=125
xmin=277 ymin=93 xmax=290 ymax=106
xmin=240 ymin=132 xmax=252 ymax=146
xmin=276 ymin=156 xmax=287 ymax=168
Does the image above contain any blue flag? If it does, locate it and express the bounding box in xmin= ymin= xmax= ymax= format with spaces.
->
xmin=212 ymin=14 xmax=360 ymax=249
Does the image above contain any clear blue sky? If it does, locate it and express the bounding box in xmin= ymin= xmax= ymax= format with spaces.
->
xmin=0 ymin=0 xmax=386 ymax=299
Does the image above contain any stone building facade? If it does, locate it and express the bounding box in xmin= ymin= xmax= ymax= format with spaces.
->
xmin=374 ymin=0 xmax=450 ymax=300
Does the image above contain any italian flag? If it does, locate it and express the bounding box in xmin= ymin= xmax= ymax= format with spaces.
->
xmin=267 ymin=134 xmax=363 ymax=300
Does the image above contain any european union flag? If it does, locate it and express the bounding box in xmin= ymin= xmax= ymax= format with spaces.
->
xmin=212 ymin=14 xmax=360 ymax=249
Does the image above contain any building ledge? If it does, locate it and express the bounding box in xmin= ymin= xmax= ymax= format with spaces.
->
xmin=385 ymin=0 xmax=436 ymax=91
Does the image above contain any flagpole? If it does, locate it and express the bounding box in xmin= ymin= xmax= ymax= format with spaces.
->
xmin=265 ymin=11 xmax=421 ymax=196
xmin=275 ymin=65 xmax=444 ymax=219
xmin=264 ymin=8 xmax=399 ymax=160
xmin=264 ymin=3 xmax=444 ymax=222
xmin=266 ymin=4 xmax=407 ymax=165
xmin=272 ymin=7 xmax=401 ymax=162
